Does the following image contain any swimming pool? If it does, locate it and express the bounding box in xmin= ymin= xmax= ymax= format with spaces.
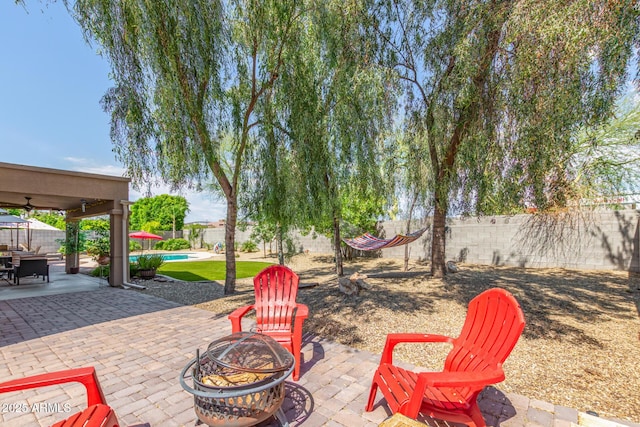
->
xmin=129 ymin=253 xmax=192 ymax=263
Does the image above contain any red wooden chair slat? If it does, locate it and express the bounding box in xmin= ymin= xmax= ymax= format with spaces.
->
xmin=228 ymin=265 xmax=309 ymax=380
xmin=0 ymin=367 xmax=120 ymax=427
xmin=52 ymin=404 xmax=118 ymax=427
xmin=366 ymin=288 xmax=525 ymax=427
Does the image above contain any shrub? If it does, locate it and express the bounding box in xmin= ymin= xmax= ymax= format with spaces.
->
xmin=56 ymin=230 xmax=87 ymax=255
xmin=129 ymin=240 xmax=142 ymax=252
xmin=154 ymin=238 xmax=191 ymax=251
xmin=240 ymin=240 xmax=258 ymax=252
xmin=129 ymin=262 xmax=139 ymax=277
xmin=86 ymin=237 xmax=110 ymax=259
xmin=90 ymin=265 xmax=109 ymax=277
xmin=136 ymin=254 xmax=165 ymax=270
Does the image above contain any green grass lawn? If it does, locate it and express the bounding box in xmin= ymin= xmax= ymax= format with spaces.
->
xmin=157 ymin=260 xmax=274 ymax=281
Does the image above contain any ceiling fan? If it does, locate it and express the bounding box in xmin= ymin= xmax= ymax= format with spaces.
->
xmin=0 ymin=196 xmax=56 ymax=212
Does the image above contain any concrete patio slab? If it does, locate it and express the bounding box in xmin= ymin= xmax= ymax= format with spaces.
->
xmin=0 ymin=272 xmax=638 ymax=427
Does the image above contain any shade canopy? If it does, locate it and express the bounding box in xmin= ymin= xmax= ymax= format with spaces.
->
xmin=0 ymin=214 xmax=29 ymax=225
xmin=129 ymin=231 xmax=163 ymax=240
xmin=0 ymin=214 xmax=30 ymax=250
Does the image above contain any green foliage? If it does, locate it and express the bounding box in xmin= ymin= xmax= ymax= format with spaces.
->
xmin=240 ymin=2 xmax=394 ymax=273
xmin=71 ymin=0 xmax=639 ymax=284
xmin=71 ymin=0 xmax=334 ymax=294
xmin=371 ymin=0 xmax=639 ymax=275
xmin=250 ymin=221 xmax=277 ymax=256
xmin=186 ymin=223 xmax=205 ymax=249
xmin=129 ymin=195 xmax=189 ymax=232
xmin=33 ymin=212 xmax=66 ymax=230
xmin=129 ymin=240 xmax=142 ymax=252
xmin=80 ymin=217 xmax=109 ymax=231
xmin=249 ymin=222 xmax=276 ymax=245
xmin=154 ymin=238 xmax=191 ymax=251
xmin=56 ymin=225 xmax=87 ymax=255
xmin=569 ymin=93 xmax=640 ymax=202
xmin=129 ymin=262 xmax=139 ymax=277
xmin=141 ymin=220 xmax=162 ymax=234
xmin=239 ymin=240 xmax=258 ymax=252
xmin=85 ymin=237 xmax=110 ymax=258
xmin=136 ymin=254 xmax=165 ymax=270
xmin=90 ymin=265 xmax=110 ymax=277
xmin=82 ymin=216 xmax=110 ymax=259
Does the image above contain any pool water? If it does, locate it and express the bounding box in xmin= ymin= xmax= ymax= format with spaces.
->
xmin=129 ymin=253 xmax=191 ymax=263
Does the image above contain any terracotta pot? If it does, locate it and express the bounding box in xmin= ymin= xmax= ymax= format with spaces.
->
xmin=97 ymin=255 xmax=110 ymax=266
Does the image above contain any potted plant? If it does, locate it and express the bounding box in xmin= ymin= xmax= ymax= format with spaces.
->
xmin=86 ymin=236 xmax=111 ymax=266
xmin=136 ymin=254 xmax=165 ymax=279
xmin=56 ymin=223 xmax=86 ymax=274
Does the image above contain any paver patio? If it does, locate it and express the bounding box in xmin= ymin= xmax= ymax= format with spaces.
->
xmin=0 ymin=271 xmax=638 ymax=427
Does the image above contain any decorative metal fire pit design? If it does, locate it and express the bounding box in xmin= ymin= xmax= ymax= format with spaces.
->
xmin=180 ymin=332 xmax=294 ymax=427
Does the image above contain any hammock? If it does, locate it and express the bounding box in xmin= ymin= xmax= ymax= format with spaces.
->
xmin=342 ymin=228 xmax=428 ymax=251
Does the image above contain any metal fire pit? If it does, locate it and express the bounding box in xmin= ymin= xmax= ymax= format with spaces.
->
xmin=180 ymin=332 xmax=294 ymax=427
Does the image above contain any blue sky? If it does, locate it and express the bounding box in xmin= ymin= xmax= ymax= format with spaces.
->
xmin=0 ymin=1 xmax=226 ymax=223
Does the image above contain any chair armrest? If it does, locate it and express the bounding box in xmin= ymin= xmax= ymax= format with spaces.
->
xmin=228 ymin=304 xmax=255 ymax=333
xmin=294 ymin=303 xmax=308 ymax=321
xmin=0 ymin=367 xmax=107 ymax=407
xmin=416 ymin=367 xmax=505 ymax=388
xmin=381 ymin=333 xmax=453 ymax=365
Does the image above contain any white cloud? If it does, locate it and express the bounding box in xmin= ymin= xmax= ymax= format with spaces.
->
xmin=67 ymin=162 xmax=226 ymax=223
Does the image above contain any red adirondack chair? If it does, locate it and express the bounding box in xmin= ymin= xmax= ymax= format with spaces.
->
xmin=228 ymin=265 xmax=308 ymax=381
xmin=0 ymin=367 xmax=120 ymax=427
xmin=366 ymin=288 xmax=526 ymax=427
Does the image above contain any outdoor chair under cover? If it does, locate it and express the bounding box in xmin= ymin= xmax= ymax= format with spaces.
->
xmin=228 ymin=265 xmax=309 ymax=381
xmin=366 ymin=287 xmax=526 ymax=427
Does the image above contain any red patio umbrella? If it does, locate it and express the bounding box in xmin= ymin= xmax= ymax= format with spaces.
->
xmin=129 ymin=231 xmax=163 ymax=252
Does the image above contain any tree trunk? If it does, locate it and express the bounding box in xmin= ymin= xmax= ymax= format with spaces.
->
xmin=431 ymin=201 xmax=447 ymax=278
xmin=404 ymin=190 xmax=419 ymax=272
xmin=277 ymin=225 xmax=284 ymax=265
xmin=333 ymin=216 xmax=343 ymax=276
xmin=224 ymin=198 xmax=238 ymax=294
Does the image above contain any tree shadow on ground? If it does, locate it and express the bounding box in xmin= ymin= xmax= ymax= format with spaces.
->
xmin=296 ymin=256 xmax=638 ymax=350
xmin=440 ymin=266 xmax=635 ymax=346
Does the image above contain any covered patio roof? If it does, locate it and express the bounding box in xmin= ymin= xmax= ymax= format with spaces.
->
xmin=0 ymin=162 xmax=131 ymax=286
xmin=0 ymin=162 xmax=130 ymax=218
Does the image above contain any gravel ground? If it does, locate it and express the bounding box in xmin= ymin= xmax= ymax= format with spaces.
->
xmin=132 ymin=251 xmax=640 ymax=424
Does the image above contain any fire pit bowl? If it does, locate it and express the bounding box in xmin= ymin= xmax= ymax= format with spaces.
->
xmin=180 ymin=332 xmax=294 ymax=427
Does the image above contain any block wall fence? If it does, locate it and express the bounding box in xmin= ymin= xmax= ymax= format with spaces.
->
xmin=5 ymin=208 xmax=638 ymax=273
xmin=193 ymin=208 xmax=640 ymax=272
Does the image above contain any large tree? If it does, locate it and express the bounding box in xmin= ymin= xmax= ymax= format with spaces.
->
xmin=372 ymin=0 xmax=639 ymax=277
xmin=72 ymin=0 xmax=306 ymax=293
xmin=243 ymin=0 xmax=395 ymax=276
xmin=129 ymin=194 xmax=188 ymax=233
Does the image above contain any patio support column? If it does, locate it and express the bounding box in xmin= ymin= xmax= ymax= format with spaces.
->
xmin=121 ymin=200 xmax=132 ymax=285
xmin=109 ymin=208 xmax=125 ymax=287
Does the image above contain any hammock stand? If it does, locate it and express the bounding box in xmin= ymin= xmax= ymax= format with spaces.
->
xmin=342 ymin=228 xmax=428 ymax=251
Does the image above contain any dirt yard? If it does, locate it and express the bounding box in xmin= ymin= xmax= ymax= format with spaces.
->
xmin=135 ymin=251 xmax=640 ymax=423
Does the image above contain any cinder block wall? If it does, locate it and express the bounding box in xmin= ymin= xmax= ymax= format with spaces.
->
xmin=442 ymin=209 xmax=639 ymax=271
xmin=0 ymin=229 xmax=65 ymax=255
xmin=182 ymin=209 xmax=640 ymax=272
